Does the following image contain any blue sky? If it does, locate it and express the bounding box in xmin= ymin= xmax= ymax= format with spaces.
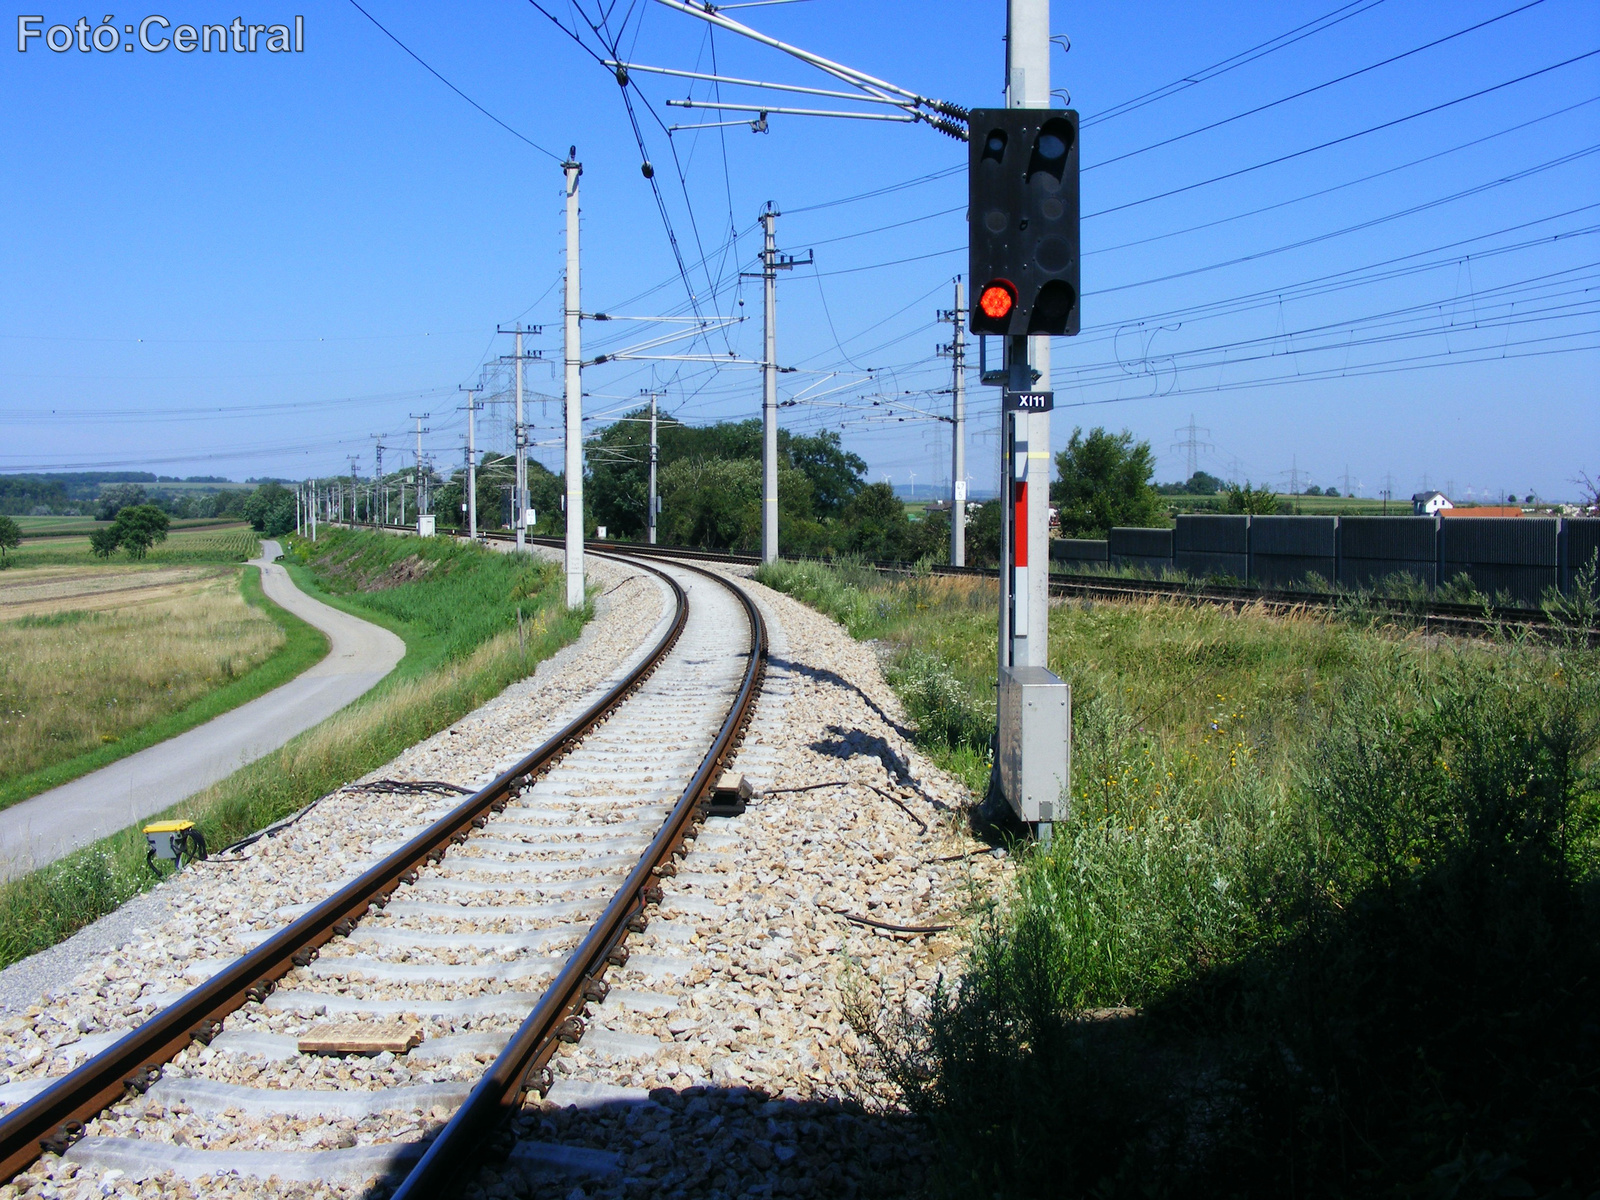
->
xmin=3 ymin=0 xmax=1597 ymax=501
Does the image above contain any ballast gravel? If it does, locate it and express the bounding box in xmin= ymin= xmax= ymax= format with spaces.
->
xmin=0 ymin=555 xmax=1011 ymax=1200
xmin=470 ymin=566 xmax=1012 ymax=1200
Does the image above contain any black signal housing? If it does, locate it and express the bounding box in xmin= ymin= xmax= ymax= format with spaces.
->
xmin=967 ymin=107 xmax=1080 ymax=337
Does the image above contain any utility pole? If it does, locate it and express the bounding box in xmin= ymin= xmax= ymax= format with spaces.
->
xmin=648 ymin=391 xmax=660 ymax=545
xmin=752 ymin=204 xmax=809 ymax=563
xmin=497 ymin=326 xmax=542 ymax=550
xmin=461 ymin=387 xmax=480 ymax=540
xmin=564 ymin=149 xmax=585 ymax=609
xmin=761 ymin=204 xmax=782 ymax=564
xmin=410 ymin=414 xmax=430 ymax=522
xmin=938 ymin=279 xmax=967 ymax=565
xmin=372 ymin=438 xmax=386 ymax=528
xmin=348 ymin=457 xmax=360 ymax=525
xmin=309 ymin=480 xmax=317 ymax=540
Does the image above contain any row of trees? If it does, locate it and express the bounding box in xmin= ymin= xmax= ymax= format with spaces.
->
xmin=423 ymin=417 xmax=1172 ymax=565
xmin=430 ymin=415 xmax=965 ymax=564
xmin=94 ymin=483 xmax=258 ymax=523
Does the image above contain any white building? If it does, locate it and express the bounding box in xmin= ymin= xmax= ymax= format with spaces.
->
xmin=1411 ymin=490 xmax=1454 ymax=516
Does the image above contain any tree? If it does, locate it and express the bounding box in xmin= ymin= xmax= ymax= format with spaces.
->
xmin=90 ymin=526 xmax=121 ymax=559
xmin=109 ymin=504 xmax=170 ymax=559
xmin=966 ymin=500 xmax=1002 ymax=567
xmin=1052 ymin=427 xmax=1163 ymax=536
xmin=1304 ymin=484 xmax=1324 ymax=496
xmin=1325 ymin=486 xmax=1341 ymax=498
xmin=656 ymin=456 xmax=813 ymax=551
xmin=1223 ymin=481 xmax=1282 ymax=515
xmin=841 ymin=482 xmax=912 ymax=560
xmin=1187 ymin=470 xmax=1222 ymax=495
xmin=0 ymin=515 xmax=19 ymax=567
xmin=1576 ymin=472 xmax=1599 ymax=516
xmin=243 ymin=483 xmax=296 ymax=537
xmin=583 ymin=413 xmax=866 ymax=541
xmin=658 ymin=457 xmax=762 ymax=550
xmin=903 ymin=507 xmax=951 ymax=565
xmin=96 ymin=483 xmax=147 ymax=521
xmin=783 ymin=430 xmax=865 ymax=518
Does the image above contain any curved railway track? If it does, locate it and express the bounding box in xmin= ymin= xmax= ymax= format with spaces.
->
xmin=0 ymin=550 xmax=767 ymax=1194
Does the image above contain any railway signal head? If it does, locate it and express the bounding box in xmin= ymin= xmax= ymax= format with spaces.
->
xmin=968 ymin=107 xmax=1080 ymax=337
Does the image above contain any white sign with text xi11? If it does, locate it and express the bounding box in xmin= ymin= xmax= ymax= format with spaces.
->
xmin=1003 ymin=389 xmax=1054 ymax=412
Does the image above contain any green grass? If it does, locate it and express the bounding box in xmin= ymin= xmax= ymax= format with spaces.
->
xmin=0 ymin=530 xmax=587 ymax=968
xmin=1161 ymin=493 xmax=1391 ymax=516
xmin=755 ymin=558 xmax=1600 ymax=1199
xmin=0 ymin=566 xmax=329 ymax=811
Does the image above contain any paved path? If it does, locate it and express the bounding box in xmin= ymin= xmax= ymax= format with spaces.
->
xmin=0 ymin=542 xmax=405 ymax=880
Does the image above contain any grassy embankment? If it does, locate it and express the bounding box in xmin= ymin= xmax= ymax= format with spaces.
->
xmin=755 ymin=558 xmax=1600 ymax=1199
xmin=0 ymin=530 xmax=585 ymax=967
xmin=0 ymin=561 xmax=328 ymax=810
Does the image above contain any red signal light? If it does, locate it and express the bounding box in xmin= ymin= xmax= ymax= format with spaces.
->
xmin=979 ymin=280 xmax=1016 ymax=320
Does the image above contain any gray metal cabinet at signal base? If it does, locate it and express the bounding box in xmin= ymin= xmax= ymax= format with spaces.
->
xmin=998 ymin=665 xmax=1071 ymax=826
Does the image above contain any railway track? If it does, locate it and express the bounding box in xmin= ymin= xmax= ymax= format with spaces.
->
xmin=491 ymin=532 xmax=1584 ymax=641
xmin=0 ymin=550 xmax=767 ymax=1195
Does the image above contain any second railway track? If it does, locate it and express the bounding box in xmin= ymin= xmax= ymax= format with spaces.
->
xmin=0 ymin=550 xmax=766 ymax=1195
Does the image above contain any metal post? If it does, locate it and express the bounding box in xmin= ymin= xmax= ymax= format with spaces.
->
xmin=991 ymin=0 xmax=1066 ymax=847
xmin=465 ymin=389 xmax=479 ymax=540
xmin=951 ymin=277 xmax=967 ymax=566
xmin=761 ymin=204 xmax=780 ymax=564
xmin=373 ymin=440 xmax=385 ymax=528
xmin=563 ymin=152 xmax=585 ymax=609
xmin=1010 ymin=0 xmax=1052 ymax=668
xmin=410 ymin=414 xmax=431 ymax=523
xmin=310 ymin=481 xmax=317 ymax=541
xmin=648 ymin=392 xmax=659 ymax=545
xmin=515 ymin=330 xmax=527 ymax=551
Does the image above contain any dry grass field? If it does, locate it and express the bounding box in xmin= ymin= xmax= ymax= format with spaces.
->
xmin=0 ymin=566 xmax=285 ymax=783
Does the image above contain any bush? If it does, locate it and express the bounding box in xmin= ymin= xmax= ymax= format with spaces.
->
xmin=1223 ymin=480 xmax=1280 ymax=515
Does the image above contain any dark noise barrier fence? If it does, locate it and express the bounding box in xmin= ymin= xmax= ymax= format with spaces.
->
xmin=1048 ymin=515 xmax=1600 ymax=606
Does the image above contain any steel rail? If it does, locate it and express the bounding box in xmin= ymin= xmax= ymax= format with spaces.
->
xmin=0 ymin=552 xmax=693 ymax=1182
xmin=389 ymin=556 xmax=768 ymax=1197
